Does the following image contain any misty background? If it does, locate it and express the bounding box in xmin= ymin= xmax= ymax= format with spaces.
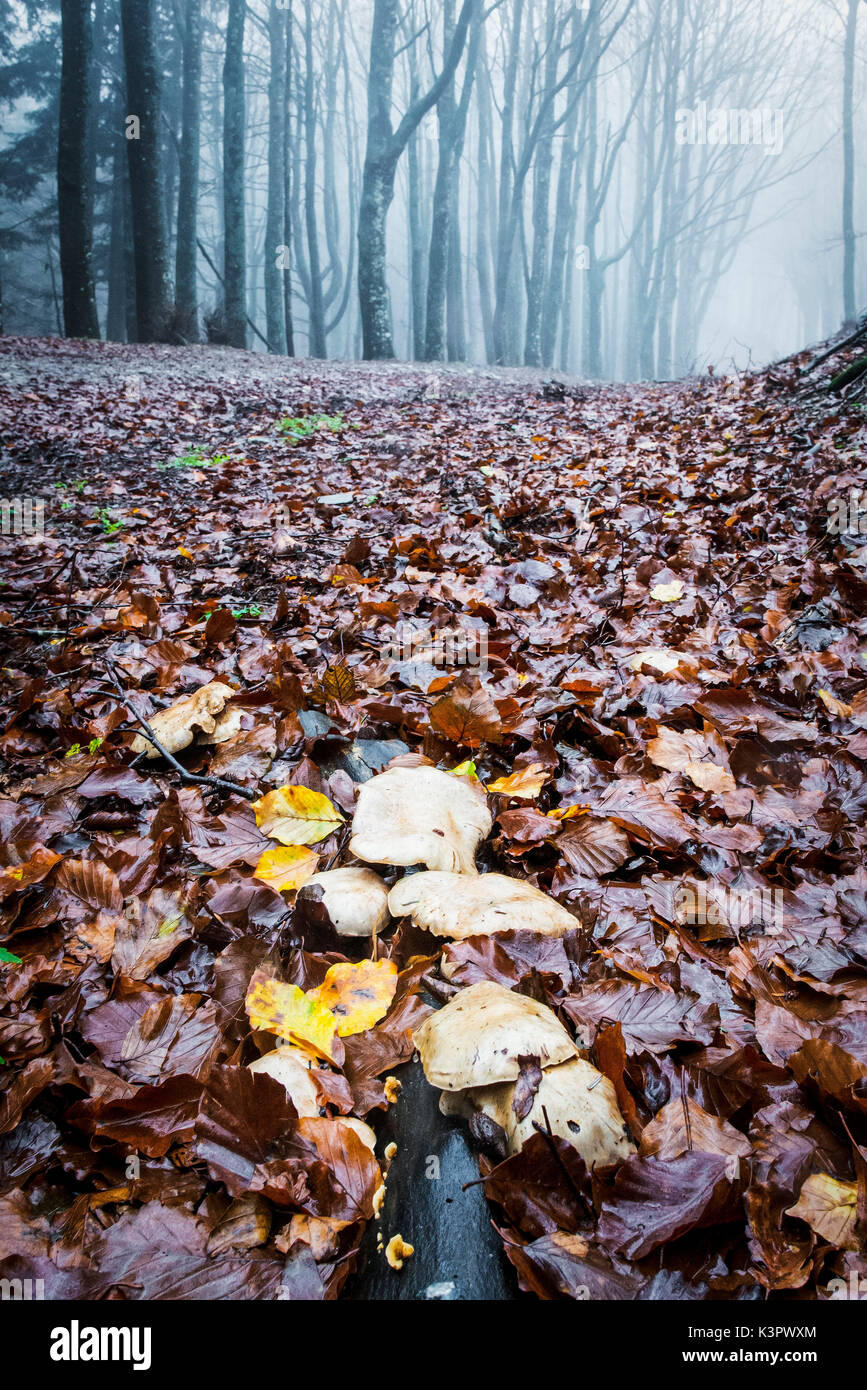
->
xmin=0 ymin=0 xmax=863 ymax=379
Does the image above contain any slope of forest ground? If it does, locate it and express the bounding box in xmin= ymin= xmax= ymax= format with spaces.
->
xmin=1 ymin=333 xmax=867 ymax=1301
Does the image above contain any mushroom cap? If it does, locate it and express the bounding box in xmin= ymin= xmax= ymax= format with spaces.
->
xmin=349 ymin=766 xmax=492 ymax=875
xmin=413 ymin=981 xmax=578 ymax=1090
xmin=388 ymin=871 xmax=576 ymax=939
xmin=131 ymin=681 xmax=235 ymax=759
xmin=441 ymin=1056 xmax=635 ymax=1165
xmin=249 ymin=1045 xmax=320 ymax=1117
xmin=299 ymin=867 xmax=390 ymax=937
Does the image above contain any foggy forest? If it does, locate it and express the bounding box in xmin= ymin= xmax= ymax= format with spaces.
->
xmin=0 ymin=0 xmax=864 ymax=373
xmin=2 ymin=0 xmax=867 ymax=1331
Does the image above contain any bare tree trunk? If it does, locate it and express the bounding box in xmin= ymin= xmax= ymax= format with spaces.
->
xmin=175 ymin=0 xmax=202 ymax=340
xmin=266 ymin=1 xmax=287 ymax=354
xmin=447 ymin=207 xmax=466 ymax=360
xmin=120 ymin=0 xmax=170 ymax=342
xmin=541 ymin=14 xmax=583 ymax=368
xmin=407 ymin=56 xmax=427 ymax=360
xmin=842 ymin=0 xmax=860 ymax=323
xmin=475 ymin=37 xmax=496 ymax=362
xmin=283 ymin=9 xmax=295 ymax=356
xmin=58 ymin=0 xmax=100 ymax=339
xmin=106 ymin=132 xmax=128 ymax=341
xmin=491 ymin=0 xmax=525 ymax=365
xmin=358 ymin=0 xmax=476 ymax=360
xmin=424 ymin=0 xmax=479 ymax=362
xmin=223 ymin=0 xmax=246 ymax=348
xmin=524 ymin=0 xmax=557 ymax=367
xmin=303 ymin=0 xmax=326 ymax=357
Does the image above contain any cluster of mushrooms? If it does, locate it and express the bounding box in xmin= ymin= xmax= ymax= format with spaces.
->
xmin=251 ymin=763 xmax=634 ymax=1170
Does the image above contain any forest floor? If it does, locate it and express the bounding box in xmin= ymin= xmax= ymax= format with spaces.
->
xmin=1 ymin=332 xmax=867 ymax=1301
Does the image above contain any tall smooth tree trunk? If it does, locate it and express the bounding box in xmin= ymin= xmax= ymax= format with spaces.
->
xmin=283 ymin=10 xmax=295 ymax=357
xmin=303 ymin=0 xmax=326 ymax=357
xmin=541 ymin=13 xmax=583 ymax=368
xmin=491 ymin=0 xmax=524 ymax=365
xmin=120 ymin=0 xmax=170 ymax=342
xmin=358 ymin=0 xmax=476 ymax=360
xmin=842 ymin=0 xmax=860 ymax=323
xmin=223 ymin=0 xmax=247 ymax=348
xmin=266 ymin=1 xmax=287 ymax=354
xmin=358 ymin=0 xmax=403 ymax=360
xmin=407 ymin=60 xmax=427 ymax=360
xmin=425 ymin=0 xmax=478 ymax=362
xmin=523 ymin=0 xmax=558 ymax=367
xmin=58 ymin=0 xmax=100 ymax=339
xmin=106 ymin=133 xmax=128 ymax=341
xmin=447 ymin=211 xmax=466 ymax=360
xmin=475 ymin=41 xmax=496 ymax=362
xmin=176 ymin=0 xmax=203 ymax=340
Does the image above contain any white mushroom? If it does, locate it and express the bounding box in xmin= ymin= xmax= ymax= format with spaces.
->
xmin=412 ymin=981 xmax=578 ymax=1090
xmin=388 ymin=871 xmax=577 ymax=940
xmin=298 ymin=867 xmax=390 ymax=937
xmin=441 ymin=1056 xmax=635 ymax=1165
xmin=249 ymin=1045 xmax=320 ymax=1116
xmin=349 ymin=766 xmax=492 ymax=875
xmin=130 ymin=681 xmax=235 ymax=758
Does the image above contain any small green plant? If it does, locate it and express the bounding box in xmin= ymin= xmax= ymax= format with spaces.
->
xmin=94 ymin=508 xmax=123 ymax=536
xmin=65 ymin=737 xmax=102 ymax=758
xmin=0 ymin=948 xmax=21 ymax=966
xmin=277 ymin=412 xmax=345 ymax=441
xmin=200 ymin=603 xmax=262 ymax=623
xmin=160 ymin=446 xmax=230 ymax=471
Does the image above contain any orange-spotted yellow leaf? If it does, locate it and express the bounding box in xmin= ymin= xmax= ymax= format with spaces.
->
xmin=307 ymin=959 xmax=398 ymax=1037
xmin=253 ymin=845 xmax=319 ymax=893
xmin=487 ymin=762 xmax=548 ymax=798
xmin=253 ymin=785 xmax=344 ymax=846
xmin=245 ymin=969 xmax=337 ymax=1061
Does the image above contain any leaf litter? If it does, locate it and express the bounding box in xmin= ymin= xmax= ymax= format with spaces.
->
xmin=0 ymin=336 xmax=866 ymax=1300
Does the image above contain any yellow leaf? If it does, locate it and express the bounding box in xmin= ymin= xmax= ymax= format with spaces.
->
xmin=487 ymin=762 xmax=549 ymax=798
xmin=177 ymin=546 xmax=194 ymax=559
xmin=245 ymin=969 xmax=337 ymax=1061
xmin=451 ymin=759 xmax=481 ymax=781
xmin=650 ymin=580 xmax=684 ymax=603
xmin=308 ymin=959 xmax=398 ymax=1037
xmin=253 ymin=845 xmax=319 ymax=893
xmin=818 ymin=688 xmax=853 ymax=718
xmin=787 ymin=1173 xmax=858 ymax=1250
xmin=253 ymin=785 xmax=344 ymax=846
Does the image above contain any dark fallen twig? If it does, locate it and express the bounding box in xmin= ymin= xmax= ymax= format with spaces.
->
xmin=99 ymin=662 xmax=258 ymax=802
xmin=801 ymin=317 xmax=867 ymax=376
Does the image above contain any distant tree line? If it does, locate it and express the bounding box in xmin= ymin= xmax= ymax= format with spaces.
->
xmin=0 ymin=0 xmax=863 ymax=376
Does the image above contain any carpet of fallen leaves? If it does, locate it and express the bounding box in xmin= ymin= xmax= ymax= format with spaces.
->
xmin=1 ymin=333 xmax=867 ymax=1302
